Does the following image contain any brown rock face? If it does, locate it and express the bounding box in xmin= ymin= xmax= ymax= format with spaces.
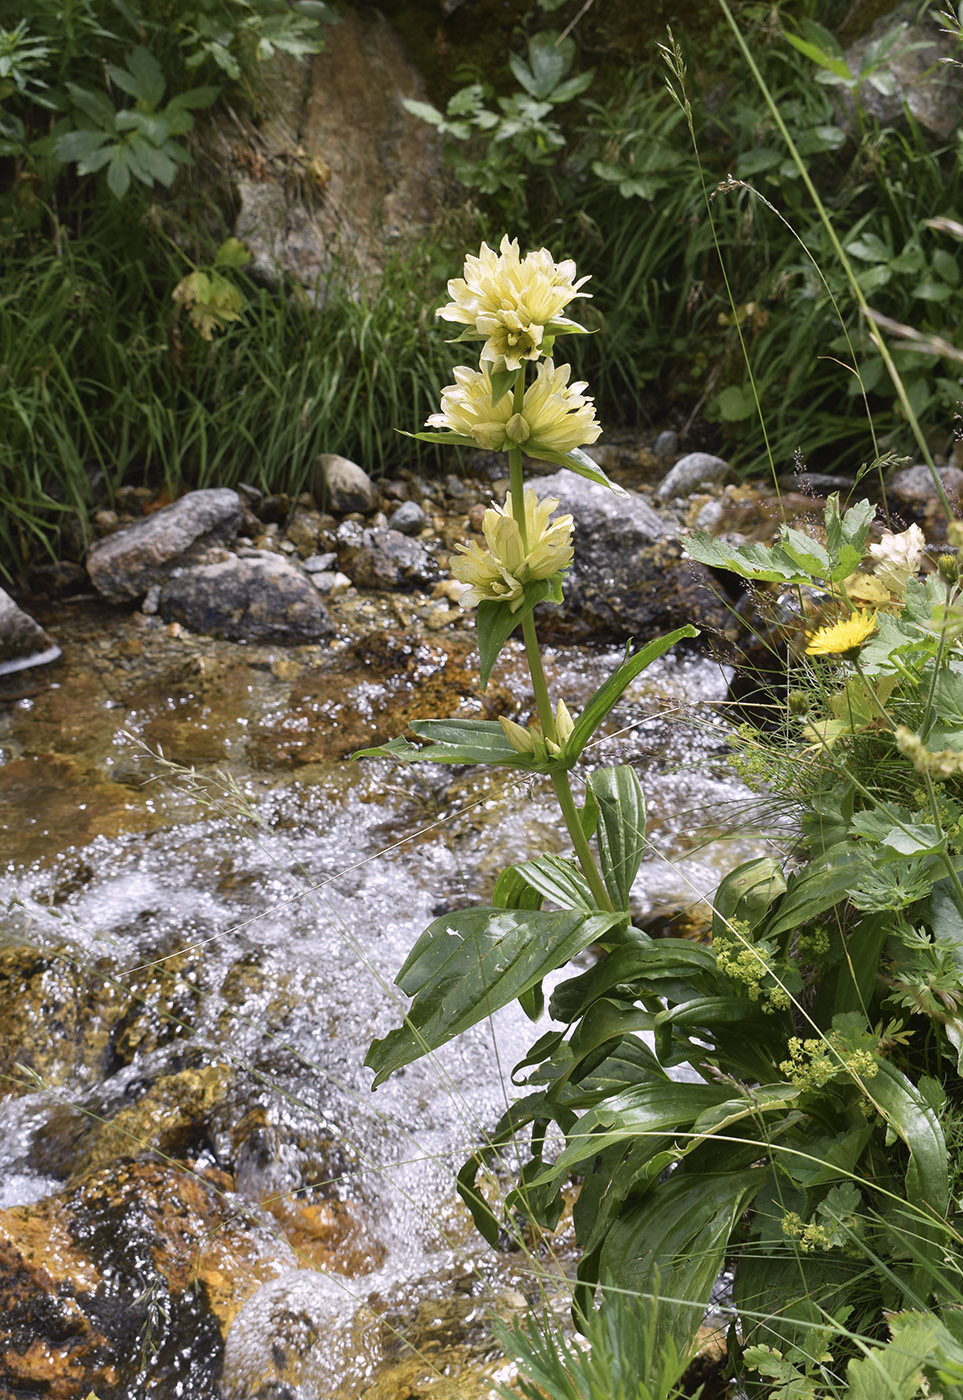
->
xmin=0 ymin=1161 xmax=292 ymax=1398
xmin=212 ymin=11 xmax=444 ymax=298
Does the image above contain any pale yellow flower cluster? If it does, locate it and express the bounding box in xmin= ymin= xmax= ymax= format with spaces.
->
xmin=438 ymin=235 xmax=590 ymax=371
xmin=427 ymin=359 xmax=601 ymax=457
xmin=449 ymin=488 xmax=574 ymax=611
xmin=895 ymin=724 xmax=963 ymax=778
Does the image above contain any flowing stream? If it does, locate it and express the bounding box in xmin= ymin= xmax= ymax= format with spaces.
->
xmin=0 ymin=596 xmax=767 ymax=1398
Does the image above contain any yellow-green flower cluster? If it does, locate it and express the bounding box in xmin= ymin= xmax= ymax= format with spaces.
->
xmin=427 ymin=359 xmax=601 ymax=458
xmin=449 ymin=488 xmax=574 ymax=612
xmin=714 ymin=929 xmax=790 ymax=1012
xmin=780 ymin=1034 xmax=878 ymax=1090
xmin=895 ymin=725 xmax=963 ymax=779
xmin=437 ymin=234 xmax=590 ymax=372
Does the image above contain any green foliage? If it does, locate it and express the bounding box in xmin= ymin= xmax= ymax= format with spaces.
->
xmin=0 ymin=0 xmax=336 ymax=198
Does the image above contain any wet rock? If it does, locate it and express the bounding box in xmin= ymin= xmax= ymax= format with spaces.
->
xmin=387 ymin=500 xmax=427 ymax=535
xmin=0 ymin=1160 xmax=292 ymax=1399
xmin=311 ymin=453 xmax=381 ymax=515
xmin=528 ymin=471 xmax=726 ymax=641
xmin=0 ymin=588 xmax=61 ymax=676
xmin=339 ymin=526 xmax=441 ymax=590
xmin=222 ymin=1269 xmax=382 ymax=1400
xmin=86 ymin=488 xmax=244 ymax=603
xmin=654 ymin=451 xmax=730 ymax=503
xmin=840 ymin=2 xmax=961 ymax=139
xmin=285 ymin=504 xmax=330 ymax=558
xmin=159 ymin=555 xmax=334 ymax=643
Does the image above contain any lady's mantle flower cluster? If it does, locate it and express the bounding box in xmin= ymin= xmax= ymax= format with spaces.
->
xmin=450 ymin=488 xmax=574 ymax=611
xmin=438 ymin=235 xmax=590 ymax=371
xmin=428 ymin=359 xmax=601 ymax=458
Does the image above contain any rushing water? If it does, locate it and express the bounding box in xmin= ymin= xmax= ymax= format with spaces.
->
xmin=0 ymin=601 xmax=770 ymax=1397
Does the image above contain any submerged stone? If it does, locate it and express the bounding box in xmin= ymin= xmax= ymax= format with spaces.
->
xmin=159 ymin=555 xmax=334 ymax=643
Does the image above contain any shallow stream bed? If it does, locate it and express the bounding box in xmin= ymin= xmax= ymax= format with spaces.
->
xmin=0 ymin=597 xmax=768 ymax=1398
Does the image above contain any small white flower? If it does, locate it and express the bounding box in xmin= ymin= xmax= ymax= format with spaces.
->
xmin=867 ymin=524 xmax=926 ymax=595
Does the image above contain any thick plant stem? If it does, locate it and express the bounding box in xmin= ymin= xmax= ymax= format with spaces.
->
xmin=507 ymin=415 xmax=613 ymax=912
xmin=552 ymin=769 xmax=615 ymax=912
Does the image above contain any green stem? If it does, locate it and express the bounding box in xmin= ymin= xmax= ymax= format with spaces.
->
xmin=552 ymin=769 xmax=615 ymax=912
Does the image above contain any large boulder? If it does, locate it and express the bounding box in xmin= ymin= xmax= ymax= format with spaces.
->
xmin=530 ymin=471 xmax=731 ymax=642
xmin=86 ymin=489 xmax=243 ymax=603
xmin=840 ymin=2 xmax=961 ymax=138
xmin=159 ymin=554 xmax=334 ymax=642
xmin=205 ymin=10 xmax=445 ymax=299
xmin=0 ymin=589 xmax=60 ymax=676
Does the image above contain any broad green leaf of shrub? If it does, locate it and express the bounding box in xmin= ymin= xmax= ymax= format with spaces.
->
xmin=365 ymin=907 xmax=625 ymax=1085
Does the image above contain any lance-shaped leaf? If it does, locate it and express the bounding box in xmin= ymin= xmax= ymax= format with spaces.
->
xmin=566 ymin=627 xmax=699 ymax=763
xmin=366 ymin=906 xmax=625 ymax=1085
xmin=495 ymin=855 xmax=596 ymax=912
xmin=524 ymin=443 xmax=627 ymax=494
xmin=599 ymin=1168 xmax=764 ymax=1362
xmin=588 ymin=766 xmax=646 ymax=911
xmin=477 ymin=575 xmax=562 ymax=689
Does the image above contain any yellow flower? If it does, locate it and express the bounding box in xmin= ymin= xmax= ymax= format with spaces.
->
xmin=805 ymin=610 xmax=878 ymax=656
xmin=497 ymin=699 xmax=577 ymax=762
xmin=450 ymin=488 xmax=574 ymax=611
xmin=426 ymin=359 xmax=601 ymax=457
xmin=438 ymin=235 xmax=590 ymax=370
xmin=426 ymin=364 xmax=515 ymax=450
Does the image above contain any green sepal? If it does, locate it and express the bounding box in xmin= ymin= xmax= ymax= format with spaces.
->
xmin=489 ymin=366 xmax=518 ymax=405
xmin=365 ymin=906 xmax=626 ymax=1086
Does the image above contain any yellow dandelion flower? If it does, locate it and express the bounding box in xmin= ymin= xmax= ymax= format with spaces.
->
xmin=805 ymin=610 xmax=878 ymax=656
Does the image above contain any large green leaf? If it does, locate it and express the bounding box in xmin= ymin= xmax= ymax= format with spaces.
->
xmin=496 ymin=854 xmax=596 ymax=912
xmin=524 ymin=443 xmax=627 ymax=494
xmin=587 ymin=766 xmax=646 ymax=911
xmin=599 ymin=1169 xmax=764 ymax=1360
xmin=366 ymin=907 xmax=624 ymax=1086
xmin=765 ymin=845 xmax=863 ymax=939
xmin=712 ymin=856 xmax=787 ymax=938
xmin=867 ymin=1059 xmax=948 ymax=1220
xmin=566 ymin=628 xmax=698 ymax=763
xmin=684 ymin=531 xmax=810 ymax=583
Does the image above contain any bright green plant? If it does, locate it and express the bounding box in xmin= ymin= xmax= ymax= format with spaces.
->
xmin=359 ymin=238 xmax=963 ymax=1373
xmin=402 ymin=31 xmax=593 ymax=209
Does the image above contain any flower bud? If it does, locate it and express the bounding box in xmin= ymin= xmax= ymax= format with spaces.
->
xmin=505 ymin=413 xmax=531 ymax=444
xmin=498 ymin=715 xmax=537 ymax=755
xmin=788 ymin=690 xmax=810 ymax=716
xmin=938 ymin=553 xmax=960 ymax=584
xmin=554 ymin=698 xmax=575 ymax=744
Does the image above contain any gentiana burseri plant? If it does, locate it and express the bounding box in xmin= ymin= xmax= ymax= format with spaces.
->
xmin=359 ymin=241 xmax=961 ymax=1372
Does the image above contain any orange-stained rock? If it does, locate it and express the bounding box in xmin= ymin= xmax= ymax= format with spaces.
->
xmin=0 ymin=1159 xmax=295 ymax=1397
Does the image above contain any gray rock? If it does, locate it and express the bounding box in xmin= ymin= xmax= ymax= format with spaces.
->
xmin=310 ymin=454 xmax=380 ymax=515
xmin=840 ymin=3 xmax=961 ymax=139
xmin=158 ymin=555 xmax=333 ymax=643
xmin=889 ymin=464 xmax=963 ymax=507
xmin=529 ymin=472 xmax=729 ymax=643
xmin=654 ymin=452 xmax=729 ymax=503
xmin=0 ymin=589 xmax=60 ymax=676
xmin=301 ymin=552 xmax=338 ymax=574
xmin=86 ymin=489 xmax=243 ymax=603
xmin=531 ymin=470 xmax=667 ymax=541
xmin=653 ymin=429 xmax=680 ymax=461
xmin=338 ymin=527 xmax=441 ymax=590
xmin=387 ymin=500 xmax=427 ymax=535
xmin=207 ymin=10 xmax=445 ymax=302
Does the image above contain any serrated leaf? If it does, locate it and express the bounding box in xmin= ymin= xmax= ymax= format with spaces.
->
xmin=365 ymin=908 xmax=625 ymax=1085
xmin=54 ymin=127 xmax=111 ymax=163
xmin=684 ymin=531 xmax=809 ymax=583
xmin=110 ymin=46 xmax=165 ymax=106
